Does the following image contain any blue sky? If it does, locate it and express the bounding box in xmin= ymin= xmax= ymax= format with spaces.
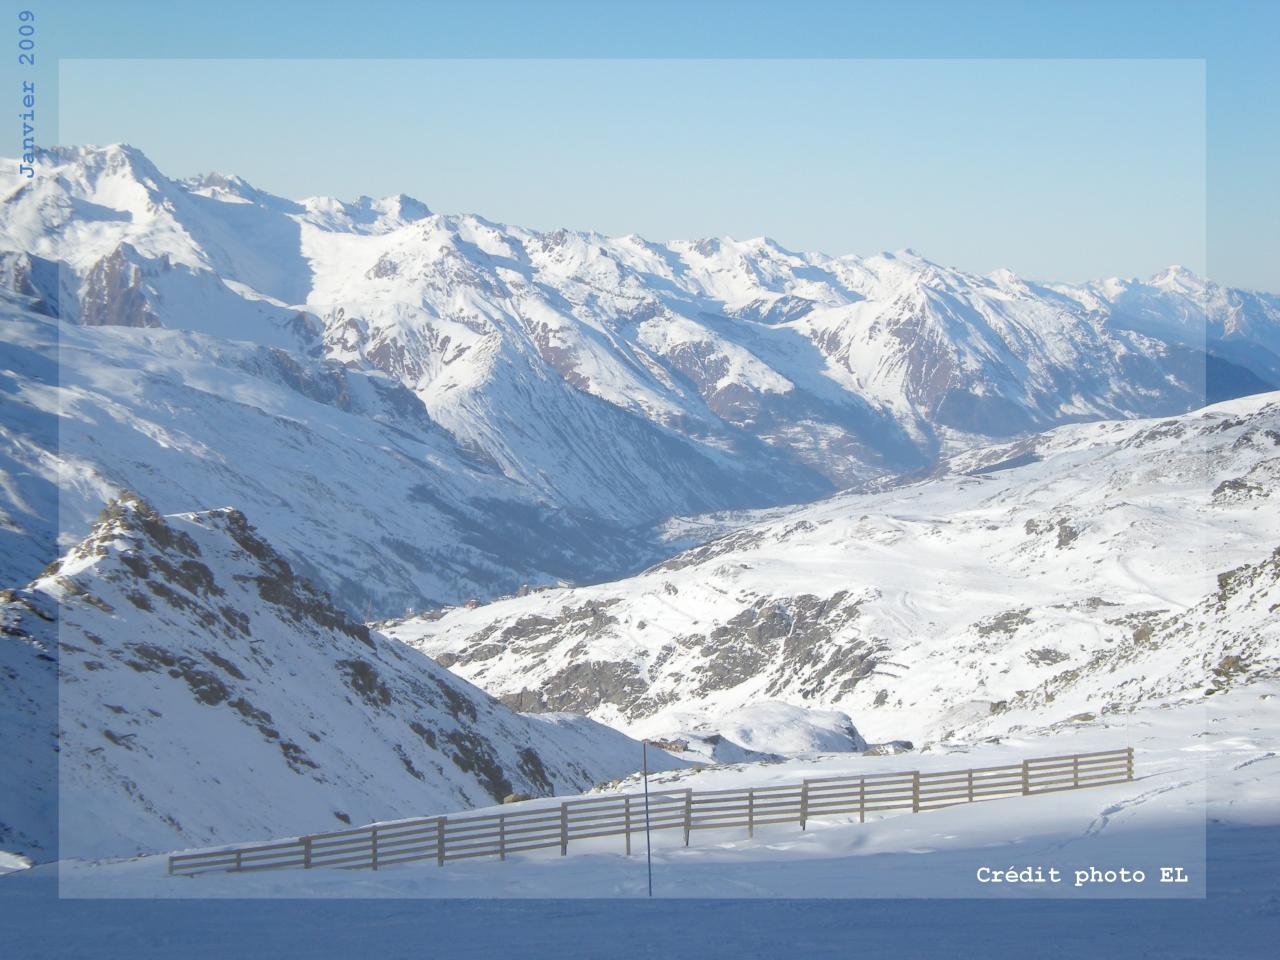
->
xmin=57 ymin=59 xmax=1206 ymax=286
xmin=12 ymin=1 xmax=1278 ymax=289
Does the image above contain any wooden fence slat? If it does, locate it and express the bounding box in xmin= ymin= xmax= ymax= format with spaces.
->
xmin=695 ymin=783 xmax=802 ymax=798
xmin=365 ymin=837 xmax=438 ymax=858
xmin=1022 ymin=747 xmax=1129 ymax=765
xmin=1028 ymin=756 xmax=1129 ymax=777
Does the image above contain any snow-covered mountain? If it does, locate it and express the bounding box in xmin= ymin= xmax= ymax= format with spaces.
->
xmin=0 ymin=311 xmax=671 ymax=614
xmin=0 ymin=494 xmax=684 ymax=862
xmin=4 ymin=145 xmax=1277 ymax=554
xmin=386 ymin=393 xmax=1280 ymax=746
xmin=1058 ymin=266 xmax=1280 ymax=383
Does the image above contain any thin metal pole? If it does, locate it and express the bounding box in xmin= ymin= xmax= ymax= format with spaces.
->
xmin=643 ymin=740 xmax=653 ymax=897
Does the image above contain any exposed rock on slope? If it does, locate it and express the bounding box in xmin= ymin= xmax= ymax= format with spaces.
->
xmin=0 ymin=495 xmax=682 ymax=863
xmin=388 ymin=394 xmax=1280 ymax=745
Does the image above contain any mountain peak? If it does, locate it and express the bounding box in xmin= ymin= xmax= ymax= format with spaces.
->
xmin=988 ymin=266 xmax=1027 ymax=290
xmin=36 ymin=142 xmax=167 ymax=186
xmin=376 ymin=192 xmax=431 ymax=221
xmin=42 ymin=491 xmax=182 ymax=581
xmin=14 ymin=493 xmax=685 ymax=859
xmin=182 ymin=170 xmax=275 ymax=206
xmin=1149 ymin=263 xmax=1206 ymax=293
xmin=300 ymin=191 xmax=432 ymax=233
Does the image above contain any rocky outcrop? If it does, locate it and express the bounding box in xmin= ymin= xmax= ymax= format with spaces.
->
xmin=2 ymin=494 xmax=684 ymax=863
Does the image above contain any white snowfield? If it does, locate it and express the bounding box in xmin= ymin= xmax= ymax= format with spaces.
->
xmin=388 ymin=392 xmax=1280 ymax=748
xmin=45 ymin=680 xmax=1278 ymax=899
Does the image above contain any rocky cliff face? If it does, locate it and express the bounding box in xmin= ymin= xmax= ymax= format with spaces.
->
xmin=0 ymin=495 xmax=682 ymax=863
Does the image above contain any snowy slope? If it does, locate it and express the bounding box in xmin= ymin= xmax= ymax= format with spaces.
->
xmin=38 ymin=679 xmax=1280 ymax=901
xmin=0 ymin=585 xmax=55 ymax=865
xmin=387 ymin=394 xmax=1280 ymax=746
xmin=4 ymin=145 xmax=1276 ymax=529
xmin=0 ymin=310 xmax=666 ymax=613
xmin=0 ymin=495 xmax=683 ymax=863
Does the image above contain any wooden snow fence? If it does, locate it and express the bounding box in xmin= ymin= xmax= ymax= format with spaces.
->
xmin=168 ymin=746 xmax=1134 ymax=876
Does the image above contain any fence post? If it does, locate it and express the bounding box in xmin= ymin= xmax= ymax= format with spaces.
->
xmin=498 ymin=814 xmax=506 ymax=862
xmin=911 ymin=772 xmax=920 ymax=813
xmin=560 ymin=802 xmax=569 ymax=856
xmin=167 ymin=857 xmax=174 ymax=877
xmin=1072 ymin=755 xmax=1080 ymax=789
xmin=684 ymin=789 xmax=692 ymax=846
xmin=625 ymin=796 xmax=632 ymax=855
xmin=800 ymin=780 xmax=809 ymax=831
xmin=1126 ymin=746 xmax=1134 ymax=780
xmin=436 ymin=817 xmax=446 ymax=867
xmin=303 ymin=835 xmax=313 ymax=869
xmin=1021 ymin=759 xmax=1031 ymax=795
xmin=859 ymin=776 xmax=866 ymax=824
xmin=371 ymin=826 xmax=379 ymax=871
xmin=234 ymin=849 xmax=243 ymax=873
xmin=748 ymin=788 xmax=755 ymax=838
xmin=967 ymin=768 xmax=974 ymax=803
